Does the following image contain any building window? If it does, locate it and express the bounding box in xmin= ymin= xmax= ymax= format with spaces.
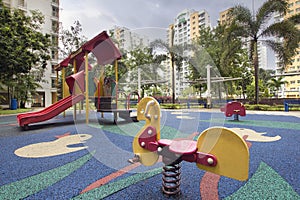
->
xmin=290 ymin=81 xmax=296 ymax=84
xmin=52 ymin=6 xmax=59 ymax=17
xmin=51 ymin=79 xmax=56 ymax=88
xmin=51 ymin=35 xmax=58 ymax=46
xmin=52 ymin=20 xmax=59 ymax=32
xmin=18 ymin=0 xmax=25 ymax=7
xmin=51 ymin=65 xmax=56 ymax=73
xmin=51 ymin=49 xmax=58 ymax=60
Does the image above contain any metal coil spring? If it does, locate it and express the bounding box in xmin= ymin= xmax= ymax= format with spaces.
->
xmin=162 ymin=162 xmax=181 ymax=196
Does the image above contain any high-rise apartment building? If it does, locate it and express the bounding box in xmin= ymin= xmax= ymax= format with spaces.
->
xmin=169 ymin=9 xmax=210 ymax=46
xmin=219 ymin=8 xmax=232 ymax=26
xmin=282 ymin=0 xmax=300 ymax=98
xmin=167 ymin=9 xmax=211 ymax=98
xmin=219 ymin=8 xmax=269 ymax=71
xmin=2 ymin=0 xmax=59 ymax=107
xmin=257 ymin=41 xmax=268 ymax=70
xmin=110 ymin=26 xmax=150 ymax=52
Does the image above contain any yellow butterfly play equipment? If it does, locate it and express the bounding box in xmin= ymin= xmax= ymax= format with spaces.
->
xmin=132 ymin=97 xmax=249 ymax=196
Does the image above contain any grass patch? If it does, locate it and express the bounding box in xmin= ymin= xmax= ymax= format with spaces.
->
xmin=160 ymin=103 xmax=182 ymax=109
xmin=244 ymin=104 xmax=300 ymax=111
xmin=0 ymin=108 xmax=31 ymax=115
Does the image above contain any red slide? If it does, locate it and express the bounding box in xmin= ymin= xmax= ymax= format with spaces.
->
xmin=17 ymin=94 xmax=84 ymax=129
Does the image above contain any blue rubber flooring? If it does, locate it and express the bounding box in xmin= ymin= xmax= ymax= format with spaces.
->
xmin=0 ymin=110 xmax=299 ymax=199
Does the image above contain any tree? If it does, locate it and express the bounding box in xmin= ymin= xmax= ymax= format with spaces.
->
xmin=59 ymin=20 xmax=87 ymax=76
xmin=59 ymin=20 xmax=87 ymax=59
xmin=0 ymin=2 xmax=51 ymax=107
xmin=268 ymin=76 xmax=287 ymax=98
xmin=57 ymin=20 xmax=88 ymax=99
xmin=229 ymin=48 xmax=253 ymax=99
xmin=246 ymin=79 xmax=269 ymax=100
xmin=190 ymin=25 xmax=250 ymax=98
xmin=150 ymin=39 xmax=188 ymax=103
xmin=119 ymin=47 xmax=164 ymax=97
xmin=14 ymin=73 xmax=42 ymax=108
xmin=229 ymin=0 xmax=300 ymax=104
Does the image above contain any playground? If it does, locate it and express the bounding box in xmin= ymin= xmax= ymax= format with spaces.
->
xmin=1 ymin=31 xmax=299 ymax=199
xmin=0 ymin=107 xmax=300 ymax=199
xmin=17 ymin=31 xmax=138 ymax=130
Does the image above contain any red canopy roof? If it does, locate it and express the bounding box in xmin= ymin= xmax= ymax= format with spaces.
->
xmin=55 ymin=31 xmax=121 ymax=71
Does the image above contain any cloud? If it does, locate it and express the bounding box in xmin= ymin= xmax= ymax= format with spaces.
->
xmin=60 ymin=0 xmax=265 ymax=39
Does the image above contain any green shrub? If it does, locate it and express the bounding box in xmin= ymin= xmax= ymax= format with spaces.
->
xmin=244 ymin=104 xmax=285 ymax=111
xmin=161 ymin=104 xmax=181 ymax=109
xmin=0 ymin=108 xmax=31 ymax=115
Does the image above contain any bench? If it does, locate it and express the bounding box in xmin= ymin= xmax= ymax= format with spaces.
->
xmin=186 ymin=99 xmax=207 ymax=108
xmin=284 ymin=99 xmax=300 ymax=112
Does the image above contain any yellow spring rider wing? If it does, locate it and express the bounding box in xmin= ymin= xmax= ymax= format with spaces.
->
xmin=197 ymin=127 xmax=249 ymax=181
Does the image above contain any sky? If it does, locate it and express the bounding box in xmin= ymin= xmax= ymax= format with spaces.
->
xmin=59 ymin=0 xmax=275 ymax=69
xmin=59 ymin=0 xmax=266 ymax=39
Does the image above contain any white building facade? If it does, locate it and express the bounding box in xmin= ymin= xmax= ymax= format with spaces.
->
xmin=257 ymin=41 xmax=268 ymax=70
xmin=3 ymin=0 xmax=59 ymax=107
xmin=168 ymin=9 xmax=211 ymax=98
xmin=111 ymin=26 xmax=150 ymax=52
xmin=274 ymin=0 xmax=300 ymax=98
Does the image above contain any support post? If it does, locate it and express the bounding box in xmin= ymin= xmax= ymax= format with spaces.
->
xmin=62 ymin=68 xmax=66 ymax=117
xmin=115 ymin=60 xmax=118 ymax=109
xmin=138 ymin=68 xmax=141 ymax=97
xmin=56 ymin=70 xmax=59 ymax=102
xmin=206 ymin=65 xmax=212 ymax=108
xmin=85 ymin=52 xmax=89 ymax=124
xmin=73 ymin=60 xmax=77 ymax=120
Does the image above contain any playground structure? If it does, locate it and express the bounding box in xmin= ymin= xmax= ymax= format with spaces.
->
xmin=220 ymin=101 xmax=246 ymax=121
xmin=17 ymin=31 xmax=138 ymax=129
xmin=132 ymin=97 xmax=249 ymax=196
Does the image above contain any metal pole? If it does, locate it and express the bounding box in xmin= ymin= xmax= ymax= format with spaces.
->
xmin=207 ymin=65 xmax=211 ymax=108
xmin=170 ymin=27 xmax=175 ymax=104
xmin=171 ymin=55 xmax=175 ymax=104
xmin=56 ymin=70 xmax=59 ymax=102
xmin=85 ymin=52 xmax=89 ymax=124
xmin=115 ymin=60 xmax=118 ymax=109
xmin=138 ymin=68 xmax=141 ymax=97
xmin=73 ymin=60 xmax=77 ymax=120
xmin=62 ymin=68 xmax=66 ymax=117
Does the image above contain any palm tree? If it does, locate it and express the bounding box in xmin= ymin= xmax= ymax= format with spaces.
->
xmin=268 ymin=76 xmax=288 ymax=98
xmin=230 ymin=0 xmax=300 ymax=104
xmin=150 ymin=38 xmax=187 ymax=103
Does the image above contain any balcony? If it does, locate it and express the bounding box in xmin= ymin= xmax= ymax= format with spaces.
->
xmin=51 ymin=0 xmax=59 ymax=7
xmin=51 ymin=6 xmax=59 ymax=20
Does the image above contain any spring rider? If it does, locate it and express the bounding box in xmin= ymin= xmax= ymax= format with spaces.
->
xmin=132 ymin=97 xmax=249 ymax=196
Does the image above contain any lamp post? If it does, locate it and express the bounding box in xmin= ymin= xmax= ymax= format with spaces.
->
xmin=206 ymin=65 xmax=212 ymax=108
xmin=170 ymin=28 xmax=175 ymax=104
